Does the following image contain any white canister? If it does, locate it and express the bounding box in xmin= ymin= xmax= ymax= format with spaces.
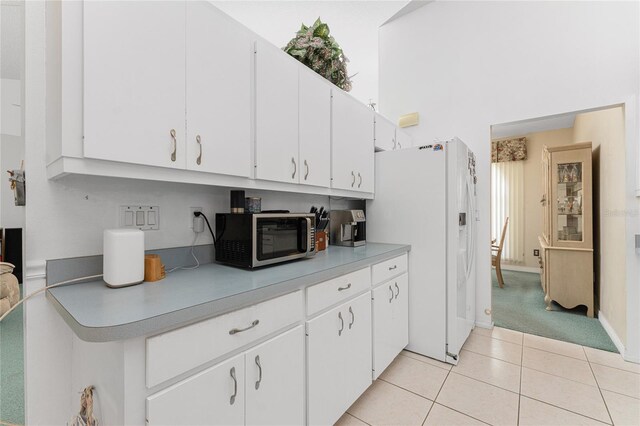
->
xmin=103 ymin=229 xmax=145 ymax=288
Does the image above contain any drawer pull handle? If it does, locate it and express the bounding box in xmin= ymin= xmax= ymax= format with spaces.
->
xmin=304 ymin=159 xmax=309 ymax=180
xmin=196 ymin=134 xmax=202 ymax=165
xmin=338 ymin=312 xmax=344 ymax=336
xmin=358 ymin=172 xmax=362 ymax=188
xmin=394 ymin=282 xmax=400 ymax=299
xmin=349 ymin=306 xmax=355 ymax=329
xmin=255 ymin=355 xmax=262 ymax=390
xmin=351 ymin=171 xmax=356 ymax=187
xmin=229 ymin=319 xmax=260 ymax=335
xmin=169 ymin=129 xmax=177 ymax=162
xmin=230 ymin=367 xmax=237 ymax=405
xmin=338 ymin=283 xmax=352 ymax=292
xmin=388 ymin=265 xmax=397 ymax=271
xmin=292 ymin=157 xmax=297 ymax=179
xmin=389 ymin=286 xmax=394 ymax=303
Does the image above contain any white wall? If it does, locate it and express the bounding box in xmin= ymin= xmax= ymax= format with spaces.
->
xmin=379 ymin=0 xmax=640 ymax=359
xmin=211 ymin=0 xmax=405 ymax=106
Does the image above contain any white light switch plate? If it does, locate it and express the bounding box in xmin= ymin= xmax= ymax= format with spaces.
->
xmin=119 ymin=205 xmax=160 ymax=230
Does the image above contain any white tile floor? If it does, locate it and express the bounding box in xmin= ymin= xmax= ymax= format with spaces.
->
xmin=337 ymin=327 xmax=640 ymax=426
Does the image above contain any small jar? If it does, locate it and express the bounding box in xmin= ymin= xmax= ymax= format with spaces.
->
xmin=245 ymin=197 xmax=262 ymax=214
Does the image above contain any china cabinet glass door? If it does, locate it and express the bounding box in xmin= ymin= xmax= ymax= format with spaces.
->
xmin=556 ymin=162 xmax=583 ymax=242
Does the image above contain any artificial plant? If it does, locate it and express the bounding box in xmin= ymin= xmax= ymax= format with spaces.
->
xmin=283 ymin=18 xmax=352 ymax=92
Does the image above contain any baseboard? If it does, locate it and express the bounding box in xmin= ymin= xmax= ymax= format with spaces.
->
xmin=501 ymin=264 xmax=540 ymax=274
xmin=475 ymin=320 xmax=494 ymax=330
xmin=599 ymin=311 xmax=626 ymax=356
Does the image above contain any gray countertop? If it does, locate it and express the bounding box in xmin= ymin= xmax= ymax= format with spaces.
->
xmin=47 ymin=243 xmax=410 ymax=342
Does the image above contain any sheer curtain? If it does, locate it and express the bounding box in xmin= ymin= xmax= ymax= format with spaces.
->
xmin=491 ymin=161 xmax=524 ymax=263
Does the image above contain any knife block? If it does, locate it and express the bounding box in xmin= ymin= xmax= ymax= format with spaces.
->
xmin=316 ymin=231 xmax=327 ymax=251
xmin=144 ymin=254 xmax=166 ymax=282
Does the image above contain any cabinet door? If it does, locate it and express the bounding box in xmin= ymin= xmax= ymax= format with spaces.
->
xmin=255 ymin=40 xmax=299 ymax=183
xmin=299 ymin=69 xmax=331 ymax=187
xmin=245 ymin=326 xmax=305 ymax=426
xmin=396 ymin=128 xmax=414 ymax=149
xmin=84 ymin=1 xmax=186 ymax=169
xmin=185 ymin=2 xmax=252 ymax=177
xmin=372 ymin=282 xmax=396 ymax=379
xmin=391 ymin=274 xmax=409 ymax=356
xmin=307 ymin=292 xmax=372 ymax=426
xmin=331 ymin=90 xmax=374 ymax=192
xmin=146 ymin=354 xmax=244 ymax=426
xmin=375 ymin=115 xmax=396 ymax=151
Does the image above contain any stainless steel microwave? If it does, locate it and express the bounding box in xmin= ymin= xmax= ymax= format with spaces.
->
xmin=215 ymin=213 xmax=316 ymax=268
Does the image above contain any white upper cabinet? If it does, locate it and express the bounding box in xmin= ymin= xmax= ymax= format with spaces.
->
xmin=255 ymin=40 xmax=299 ymax=183
xmin=332 ymin=89 xmax=374 ymax=193
xmin=185 ymin=2 xmax=252 ymax=177
xmin=396 ymin=127 xmax=414 ymax=149
xmin=83 ymin=1 xmax=186 ymax=169
xmin=298 ymin=68 xmax=331 ymax=187
xmin=375 ymin=114 xmax=396 ymax=151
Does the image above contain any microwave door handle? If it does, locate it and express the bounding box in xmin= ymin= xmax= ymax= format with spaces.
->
xmin=305 ymin=217 xmax=313 ymax=254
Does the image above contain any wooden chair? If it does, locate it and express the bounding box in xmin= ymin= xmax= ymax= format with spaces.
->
xmin=492 ymin=217 xmax=509 ymax=288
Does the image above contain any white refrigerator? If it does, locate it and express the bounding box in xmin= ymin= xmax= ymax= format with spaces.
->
xmin=367 ymin=138 xmax=478 ymax=364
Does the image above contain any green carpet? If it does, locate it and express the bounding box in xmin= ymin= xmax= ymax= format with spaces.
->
xmin=0 ymin=284 xmax=25 ymax=425
xmin=492 ymin=269 xmax=618 ymax=353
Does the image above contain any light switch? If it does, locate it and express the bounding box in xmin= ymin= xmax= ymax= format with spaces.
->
xmin=119 ymin=205 xmax=160 ymax=230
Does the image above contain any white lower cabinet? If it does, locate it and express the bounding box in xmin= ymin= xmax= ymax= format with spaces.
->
xmin=146 ymin=354 xmax=245 ymax=426
xmin=307 ymin=292 xmax=372 ymax=426
xmin=147 ymin=326 xmax=304 ymax=426
xmin=245 ymin=326 xmax=305 ymax=426
xmin=372 ymin=273 xmax=409 ymax=379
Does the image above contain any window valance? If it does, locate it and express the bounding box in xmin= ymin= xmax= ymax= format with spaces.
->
xmin=491 ymin=137 xmax=527 ymax=163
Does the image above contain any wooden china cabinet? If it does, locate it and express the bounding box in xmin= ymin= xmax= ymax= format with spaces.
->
xmin=538 ymin=142 xmax=594 ymax=317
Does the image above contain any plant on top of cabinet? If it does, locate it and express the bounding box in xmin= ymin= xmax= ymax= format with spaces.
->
xmin=283 ymin=18 xmax=352 ymax=92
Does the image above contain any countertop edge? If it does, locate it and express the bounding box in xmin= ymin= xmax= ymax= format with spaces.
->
xmin=48 ymin=245 xmax=411 ymax=342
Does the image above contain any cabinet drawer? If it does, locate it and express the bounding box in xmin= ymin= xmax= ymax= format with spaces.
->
xmin=306 ymin=268 xmax=370 ymax=316
xmin=147 ymin=291 xmax=303 ymax=388
xmin=372 ymin=254 xmax=407 ymax=285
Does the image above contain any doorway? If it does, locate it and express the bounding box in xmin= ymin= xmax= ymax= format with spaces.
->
xmin=489 ymin=105 xmax=626 ymax=353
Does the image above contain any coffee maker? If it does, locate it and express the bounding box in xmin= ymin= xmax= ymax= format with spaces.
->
xmin=329 ymin=210 xmax=366 ymax=247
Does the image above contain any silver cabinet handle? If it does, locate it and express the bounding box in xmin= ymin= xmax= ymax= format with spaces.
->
xmin=254 ymin=355 xmax=262 ymax=390
xmin=291 ymin=157 xmax=297 ymax=179
xmin=389 ymin=286 xmax=394 ymax=303
xmin=348 ymin=306 xmax=354 ymax=329
xmin=230 ymin=367 xmax=237 ymax=405
xmin=398 ymin=141 xmax=402 ymax=149
xmin=196 ymin=134 xmax=202 ymax=165
xmin=170 ymin=129 xmax=177 ymax=162
xmin=358 ymin=172 xmax=362 ymax=188
xmin=338 ymin=283 xmax=351 ymax=291
xmin=338 ymin=312 xmax=344 ymax=336
xmin=229 ymin=319 xmax=259 ymax=335
xmin=394 ymin=282 xmax=400 ymax=299
xmin=351 ymin=171 xmax=356 ymax=187
xmin=393 ymin=138 xmax=397 ymax=150
xmin=388 ymin=265 xmax=397 ymax=271
xmin=304 ymin=160 xmax=309 ymax=180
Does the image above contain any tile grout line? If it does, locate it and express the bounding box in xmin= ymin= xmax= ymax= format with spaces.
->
xmin=344 ymin=411 xmax=373 ymax=426
xmin=585 ymin=345 xmax=619 ymax=425
xmin=421 ymin=364 xmax=454 ymax=426
xmin=429 ymin=402 xmax=493 ymax=426
xmin=588 ymin=360 xmax=640 ymax=376
xmin=460 ymin=346 xmax=523 ymax=367
xmin=520 ymin=363 xmax=600 ymax=389
xmin=517 ymin=337 xmax=523 ymax=426
xmin=377 ymin=377 xmax=436 ymax=403
xmin=471 ymin=329 xmax=524 ymax=346
xmin=399 ymin=352 xmax=452 ymax=372
xmin=446 ymin=370 xmax=521 ymax=396
xmin=519 ymin=395 xmax=612 ymax=425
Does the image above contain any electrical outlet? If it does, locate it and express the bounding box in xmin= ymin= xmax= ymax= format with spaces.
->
xmin=533 ymin=249 xmax=540 ymax=256
xmin=119 ymin=205 xmax=159 ymax=230
xmin=189 ymin=207 xmax=203 ymax=229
